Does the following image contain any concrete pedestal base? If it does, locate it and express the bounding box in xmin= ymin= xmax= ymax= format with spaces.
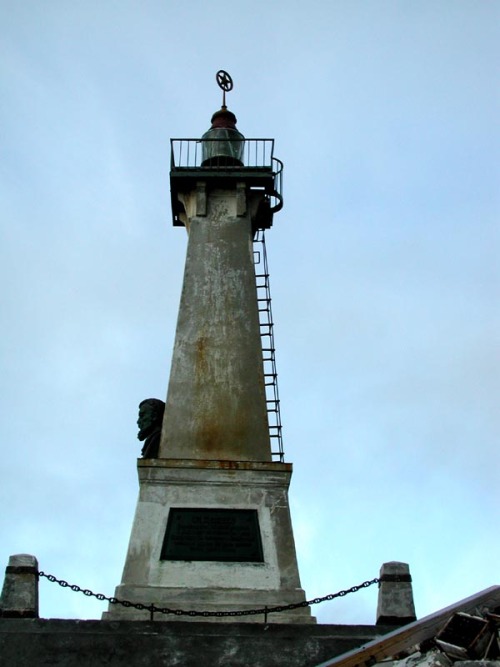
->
xmin=104 ymin=459 xmax=314 ymax=623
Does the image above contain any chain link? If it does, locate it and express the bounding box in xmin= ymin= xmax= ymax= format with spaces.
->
xmin=38 ymin=571 xmax=379 ymax=619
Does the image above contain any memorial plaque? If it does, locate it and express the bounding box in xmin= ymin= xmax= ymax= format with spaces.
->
xmin=161 ymin=508 xmax=264 ymax=562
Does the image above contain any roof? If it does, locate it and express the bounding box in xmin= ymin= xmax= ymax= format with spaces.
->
xmin=315 ymin=586 xmax=500 ymax=667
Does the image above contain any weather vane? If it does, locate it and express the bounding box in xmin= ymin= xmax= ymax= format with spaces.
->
xmin=216 ymin=70 xmax=233 ymax=109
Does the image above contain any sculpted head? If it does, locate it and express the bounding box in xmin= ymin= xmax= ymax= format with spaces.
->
xmin=137 ymin=398 xmax=165 ymax=442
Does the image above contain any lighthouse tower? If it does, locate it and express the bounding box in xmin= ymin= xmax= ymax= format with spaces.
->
xmin=105 ymin=72 xmax=313 ymax=623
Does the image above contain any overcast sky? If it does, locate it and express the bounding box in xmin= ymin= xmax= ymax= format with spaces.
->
xmin=1 ymin=1 xmax=498 ymax=625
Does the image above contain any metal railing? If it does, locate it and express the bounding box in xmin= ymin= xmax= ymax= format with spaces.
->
xmin=170 ymin=138 xmax=277 ymax=170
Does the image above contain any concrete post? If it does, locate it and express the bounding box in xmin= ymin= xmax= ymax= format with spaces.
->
xmin=0 ymin=554 xmax=39 ymax=618
xmin=376 ymin=561 xmax=416 ymax=626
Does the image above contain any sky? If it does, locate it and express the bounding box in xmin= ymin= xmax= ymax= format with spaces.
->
xmin=1 ymin=1 xmax=498 ymax=625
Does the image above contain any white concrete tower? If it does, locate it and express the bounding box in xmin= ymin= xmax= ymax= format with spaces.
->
xmin=105 ymin=72 xmax=313 ymax=623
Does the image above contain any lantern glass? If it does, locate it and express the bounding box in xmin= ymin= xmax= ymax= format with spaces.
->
xmin=201 ymin=128 xmax=245 ymax=167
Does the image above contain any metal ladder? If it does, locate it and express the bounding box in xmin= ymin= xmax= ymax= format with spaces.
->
xmin=253 ymin=229 xmax=284 ymax=463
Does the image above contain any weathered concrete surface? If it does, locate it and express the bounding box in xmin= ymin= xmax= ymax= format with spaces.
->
xmin=160 ymin=186 xmax=271 ymax=461
xmin=376 ymin=562 xmax=416 ymax=626
xmin=0 ymin=555 xmax=38 ymax=618
xmin=105 ymin=459 xmax=313 ymax=623
xmin=0 ymin=619 xmax=392 ymax=667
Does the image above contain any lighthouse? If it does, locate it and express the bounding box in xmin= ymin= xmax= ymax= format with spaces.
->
xmin=105 ymin=72 xmax=313 ymax=623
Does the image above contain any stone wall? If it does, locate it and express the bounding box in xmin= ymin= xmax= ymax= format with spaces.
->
xmin=0 ymin=619 xmax=391 ymax=667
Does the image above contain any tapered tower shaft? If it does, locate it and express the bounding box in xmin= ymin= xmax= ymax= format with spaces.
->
xmin=160 ymin=186 xmax=271 ymax=461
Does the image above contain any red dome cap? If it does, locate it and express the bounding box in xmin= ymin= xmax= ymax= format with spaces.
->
xmin=210 ymin=108 xmax=238 ymax=130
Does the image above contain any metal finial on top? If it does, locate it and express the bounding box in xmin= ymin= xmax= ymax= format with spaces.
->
xmin=216 ymin=70 xmax=233 ymax=109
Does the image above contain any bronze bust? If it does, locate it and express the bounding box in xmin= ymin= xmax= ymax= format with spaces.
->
xmin=137 ymin=398 xmax=165 ymax=458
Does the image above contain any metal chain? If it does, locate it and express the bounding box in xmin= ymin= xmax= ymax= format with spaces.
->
xmin=38 ymin=571 xmax=379 ymax=619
